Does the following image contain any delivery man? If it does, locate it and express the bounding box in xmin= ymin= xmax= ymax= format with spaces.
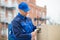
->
xmin=9 ymin=2 xmax=37 ymax=40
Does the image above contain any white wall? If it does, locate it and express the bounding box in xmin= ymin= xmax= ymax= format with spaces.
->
xmin=36 ymin=0 xmax=60 ymax=24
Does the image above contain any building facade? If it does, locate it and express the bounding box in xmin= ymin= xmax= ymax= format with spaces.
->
xmin=0 ymin=0 xmax=16 ymax=40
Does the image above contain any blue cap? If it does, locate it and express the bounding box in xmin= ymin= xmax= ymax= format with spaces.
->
xmin=18 ymin=2 xmax=30 ymax=12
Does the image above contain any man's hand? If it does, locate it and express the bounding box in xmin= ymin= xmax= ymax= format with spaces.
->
xmin=31 ymin=29 xmax=39 ymax=37
xmin=31 ymin=31 xmax=36 ymax=37
xmin=31 ymin=31 xmax=36 ymax=40
xmin=31 ymin=29 xmax=39 ymax=40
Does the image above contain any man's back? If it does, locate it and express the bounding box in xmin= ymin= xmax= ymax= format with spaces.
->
xmin=9 ymin=13 xmax=36 ymax=40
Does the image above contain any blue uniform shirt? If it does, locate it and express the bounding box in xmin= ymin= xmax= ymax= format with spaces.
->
xmin=11 ymin=13 xmax=36 ymax=40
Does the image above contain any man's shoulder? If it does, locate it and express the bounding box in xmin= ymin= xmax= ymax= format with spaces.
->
xmin=12 ymin=16 xmax=22 ymax=23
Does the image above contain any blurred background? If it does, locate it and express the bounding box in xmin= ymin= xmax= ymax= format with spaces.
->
xmin=0 ymin=0 xmax=60 ymax=40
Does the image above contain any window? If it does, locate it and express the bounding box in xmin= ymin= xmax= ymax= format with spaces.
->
xmin=1 ymin=23 xmax=8 ymax=39
xmin=30 ymin=0 xmax=35 ymax=4
xmin=0 ymin=8 xmax=5 ymax=22
xmin=0 ymin=0 xmax=5 ymax=5
xmin=7 ymin=11 xmax=13 ymax=23
xmin=26 ymin=0 xmax=29 ymax=2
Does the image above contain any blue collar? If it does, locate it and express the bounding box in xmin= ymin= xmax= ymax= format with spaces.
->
xmin=17 ymin=13 xmax=26 ymax=19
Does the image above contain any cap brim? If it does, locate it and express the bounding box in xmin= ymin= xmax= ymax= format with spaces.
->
xmin=23 ymin=8 xmax=30 ymax=12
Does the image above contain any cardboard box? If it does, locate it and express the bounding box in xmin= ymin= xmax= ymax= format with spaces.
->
xmin=36 ymin=25 xmax=60 ymax=40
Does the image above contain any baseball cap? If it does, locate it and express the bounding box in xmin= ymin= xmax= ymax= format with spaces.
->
xmin=18 ymin=2 xmax=30 ymax=12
